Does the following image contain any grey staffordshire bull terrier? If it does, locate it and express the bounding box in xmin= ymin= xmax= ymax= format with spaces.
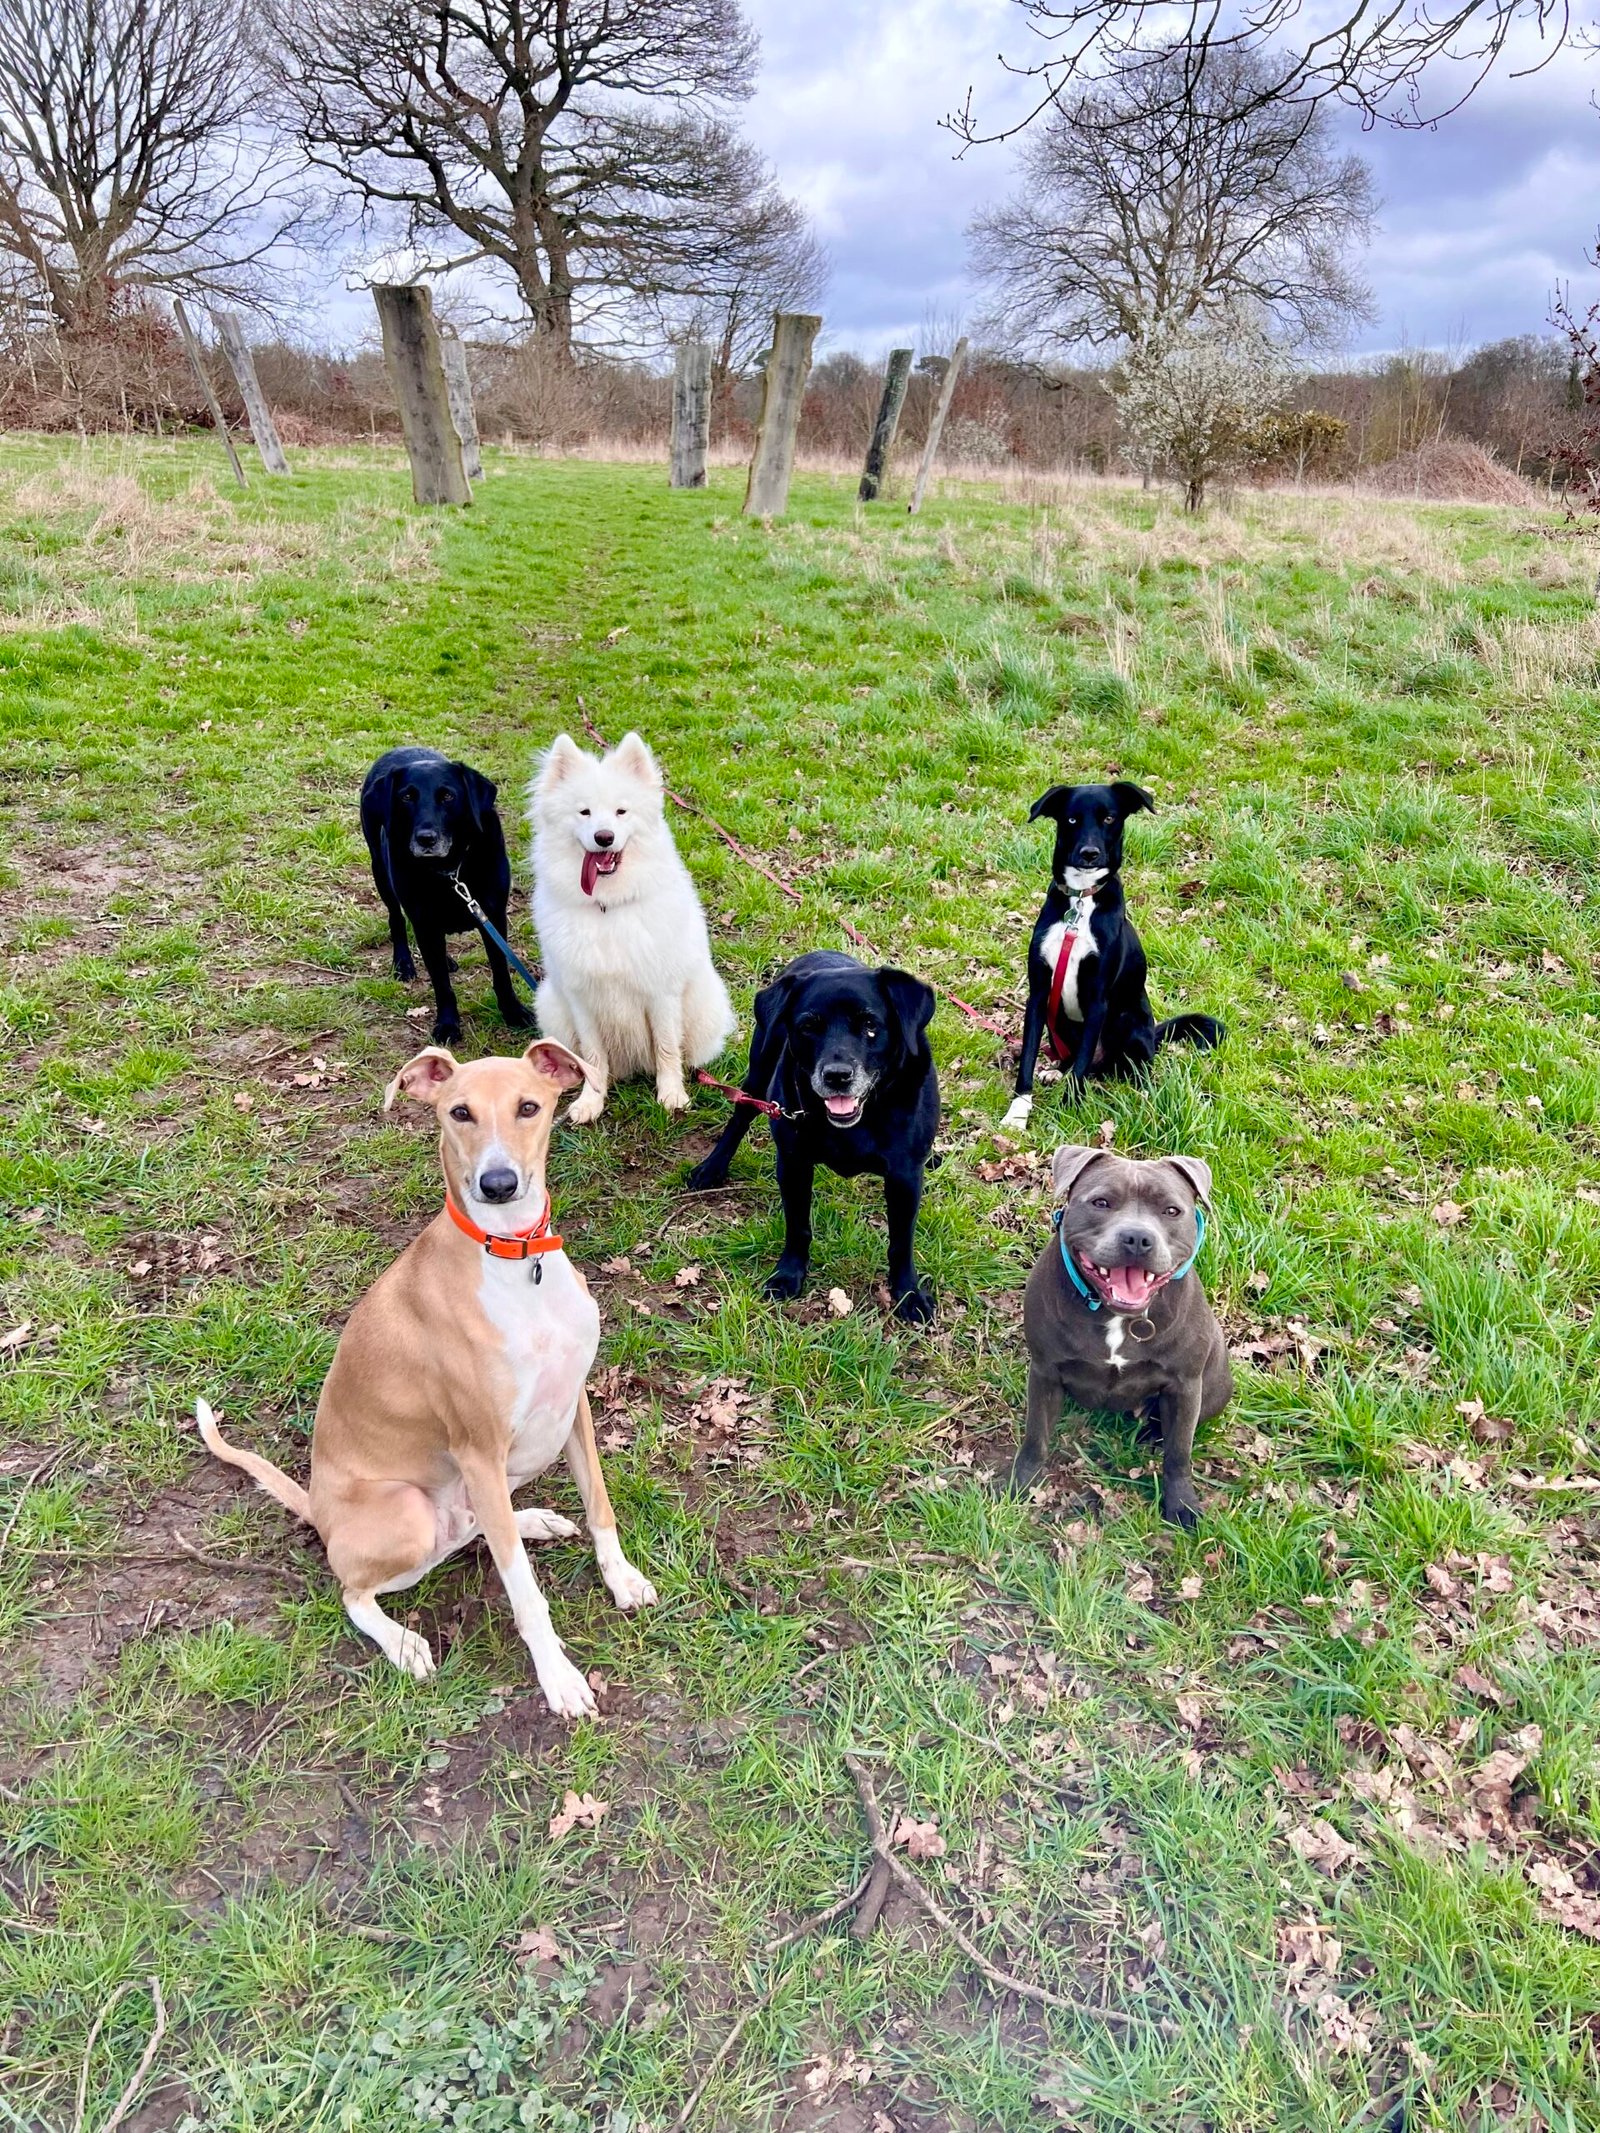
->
xmin=1009 ymin=1145 xmax=1233 ymax=1527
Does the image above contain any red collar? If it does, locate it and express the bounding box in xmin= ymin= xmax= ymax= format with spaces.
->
xmin=445 ymin=1192 xmax=563 ymax=1262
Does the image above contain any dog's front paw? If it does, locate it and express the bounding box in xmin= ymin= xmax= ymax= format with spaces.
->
xmin=500 ymin=999 xmax=538 ymax=1030
xmin=1161 ymin=1483 xmax=1202 ymax=1532
xmin=565 ymin=1088 xmax=607 ymax=1126
xmin=603 ymin=1558 xmax=657 ymax=1612
xmin=537 ymin=1649 xmax=599 ymax=1721
xmin=656 ymin=1077 xmax=690 ymax=1113
xmin=1000 ymin=1448 xmax=1046 ymax=1496
xmin=685 ymin=1155 xmax=729 ymax=1192
xmin=1000 ymin=1094 xmax=1033 ymax=1132
xmin=891 ymin=1281 xmax=935 ymax=1325
xmin=762 ymin=1260 xmax=807 ymax=1302
xmin=431 ymin=1017 xmax=463 ymax=1047
xmin=515 ymin=1508 xmax=580 ymax=1543
xmin=390 ymin=1628 xmax=437 ymax=1680
xmin=393 ymin=953 xmax=417 ymax=982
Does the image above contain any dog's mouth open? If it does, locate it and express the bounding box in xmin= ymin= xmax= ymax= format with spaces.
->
xmin=581 ymin=849 xmax=622 ymax=897
xmin=821 ymin=1092 xmax=865 ymax=1128
xmin=1078 ymin=1256 xmax=1171 ymax=1312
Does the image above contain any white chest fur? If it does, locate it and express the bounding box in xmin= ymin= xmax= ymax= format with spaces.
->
xmin=1040 ymin=892 xmax=1099 ymax=1025
xmin=475 ymin=1249 xmax=600 ymax=1484
xmin=1102 ymin=1313 xmax=1129 ymax=1374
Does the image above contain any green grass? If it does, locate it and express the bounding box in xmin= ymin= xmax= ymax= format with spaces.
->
xmin=2 ymin=437 xmax=1598 ymax=2131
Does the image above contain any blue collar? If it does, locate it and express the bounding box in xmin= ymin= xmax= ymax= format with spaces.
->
xmin=1053 ymin=1204 xmax=1207 ymax=1313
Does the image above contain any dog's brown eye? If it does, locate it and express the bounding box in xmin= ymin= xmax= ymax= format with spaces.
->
xmin=517 ymin=1099 xmax=541 ymax=1118
xmin=449 ymin=1103 xmax=473 ymax=1122
xmin=1090 ymin=1195 xmax=1111 ymax=1208
xmin=1168 ymin=1205 xmax=1182 ymax=1216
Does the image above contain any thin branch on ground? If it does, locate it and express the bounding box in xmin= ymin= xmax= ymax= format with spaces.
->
xmin=765 ymin=1869 xmax=875 ymax=1954
xmin=73 ymin=1976 xmax=168 ymax=2133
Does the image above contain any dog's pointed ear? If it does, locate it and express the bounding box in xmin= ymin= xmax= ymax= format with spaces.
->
xmin=384 ymin=1047 xmax=458 ymax=1111
xmin=1163 ymin=1154 xmax=1213 ymax=1207
xmin=460 ymin=764 xmax=497 ymax=836
xmin=1029 ymin=785 xmax=1073 ymax=823
xmin=523 ymin=1038 xmax=596 ymax=1095
xmin=538 ymin=733 xmax=585 ymax=791
xmin=1051 ymin=1144 xmax=1110 ymax=1200
xmin=877 ymin=966 xmax=936 ymax=1057
xmin=609 ymin=730 xmax=662 ymax=791
xmin=1111 ymin=781 xmax=1156 ymax=818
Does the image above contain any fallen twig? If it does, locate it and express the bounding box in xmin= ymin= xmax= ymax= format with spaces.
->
xmin=172 ymin=1530 xmax=309 ymax=1589
xmin=764 ymin=1869 xmax=875 ymax=1954
xmin=673 ymin=1993 xmax=770 ymax=2129
xmin=843 ymin=1754 xmax=1147 ymax=2030
xmin=25 ymin=1539 xmax=308 ymax=1591
xmin=0 ymin=1452 xmax=64 ymax=1562
xmin=73 ymin=1976 xmax=167 ymax=2133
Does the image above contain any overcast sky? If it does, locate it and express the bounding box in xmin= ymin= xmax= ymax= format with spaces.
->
xmin=738 ymin=0 xmax=1600 ymax=360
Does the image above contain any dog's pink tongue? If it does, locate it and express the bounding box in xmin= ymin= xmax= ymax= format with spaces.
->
xmin=581 ymin=850 xmax=600 ymax=897
xmin=1106 ymin=1265 xmax=1155 ymax=1310
xmin=825 ymin=1095 xmax=858 ymax=1118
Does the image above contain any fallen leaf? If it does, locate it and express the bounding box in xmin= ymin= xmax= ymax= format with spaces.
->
xmin=1313 ymin=1988 xmax=1373 ymax=2054
xmin=1175 ymin=1692 xmax=1204 ymax=1730
xmin=515 ymin=1926 xmax=560 ymax=1963
xmin=1424 ymin=1562 xmax=1459 ymax=1600
xmin=1178 ymin=1574 xmax=1204 ymax=1600
xmin=1431 ymin=1200 xmax=1467 ymax=1228
xmin=826 ymin=1286 xmax=853 ymax=1317
xmin=891 ymin=1813 xmax=947 ymax=1862
xmin=1273 ymin=1763 xmax=1323 ymax=1798
xmin=1454 ymin=1663 xmax=1505 ymax=1704
xmin=1124 ymin=1563 xmax=1155 ymax=1605
xmin=1287 ymin=1819 xmax=1360 ymax=1876
xmin=601 ymin=1255 xmax=632 ymax=1275
xmin=0 ymin=1321 xmax=32 ymax=1354
xmin=1094 ymin=1118 xmax=1116 ymax=1147
xmin=1277 ymin=1916 xmax=1342 ymax=1984
xmin=548 ymin=1790 xmax=608 ymax=1841
xmin=233 ymin=1092 xmax=253 ymax=1112
xmin=673 ymin=1264 xmax=702 ymax=1288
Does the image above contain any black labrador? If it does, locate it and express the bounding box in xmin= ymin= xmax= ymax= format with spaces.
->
xmin=685 ymin=950 xmax=939 ymax=1322
xmin=360 ymin=746 xmax=536 ymax=1045
xmin=1003 ymin=781 xmax=1222 ymax=1127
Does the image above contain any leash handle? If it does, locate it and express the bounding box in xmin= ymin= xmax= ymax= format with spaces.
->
xmin=449 ymin=872 xmax=543 ymax=999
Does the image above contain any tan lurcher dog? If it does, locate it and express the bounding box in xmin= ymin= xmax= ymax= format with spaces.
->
xmin=196 ymin=1039 xmax=655 ymax=1719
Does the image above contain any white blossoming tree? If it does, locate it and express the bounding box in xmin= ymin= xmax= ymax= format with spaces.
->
xmin=1112 ymin=315 xmax=1299 ymax=511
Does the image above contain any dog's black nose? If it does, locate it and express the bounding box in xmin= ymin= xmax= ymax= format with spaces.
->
xmin=413 ymin=830 xmax=441 ymax=851
xmin=593 ymin=827 xmax=615 ymax=849
xmin=822 ymin=1065 xmax=854 ymax=1092
xmin=1116 ymin=1227 xmax=1156 ymax=1261
xmin=478 ymin=1167 xmax=520 ymax=1203
xmin=1077 ymin=847 xmax=1104 ymax=866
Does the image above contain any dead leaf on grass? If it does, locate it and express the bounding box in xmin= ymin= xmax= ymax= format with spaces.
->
xmin=1174 ymin=1692 xmax=1204 ymax=1730
xmin=1527 ymin=1857 xmax=1600 ymax=1939
xmin=1277 ymin=1916 xmax=1342 ymax=1986
xmin=891 ymin=1813 xmax=947 ymax=1862
xmin=826 ymin=1286 xmax=853 ymax=1317
xmin=1178 ymin=1574 xmax=1204 ymax=1599
xmin=601 ymin=1255 xmax=632 ymax=1275
xmin=548 ymin=1790 xmax=608 ymax=1841
xmin=1124 ymin=1563 xmax=1155 ymax=1605
xmin=1313 ymin=1988 xmax=1373 ymax=2054
xmin=672 ymin=1264 xmax=701 ymax=1288
xmin=515 ymin=1926 xmax=560 ymax=1963
xmin=1431 ymin=1200 xmax=1467 ymax=1228
xmin=1286 ymin=1819 xmax=1360 ymax=1875
xmin=0 ymin=1321 xmax=34 ymax=1354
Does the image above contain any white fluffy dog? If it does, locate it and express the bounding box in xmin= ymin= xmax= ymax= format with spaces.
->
xmin=529 ymin=731 xmax=735 ymax=1124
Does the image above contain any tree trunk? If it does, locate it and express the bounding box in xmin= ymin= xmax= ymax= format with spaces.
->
xmin=858 ymin=348 xmax=913 ymax=502
xmin=670 ymin=340 xmax=712 ymax=488
xmin=743 ymin=311 xmax=821 ymax=519
xmin=372 ymin=284 xmax=473 ymax=507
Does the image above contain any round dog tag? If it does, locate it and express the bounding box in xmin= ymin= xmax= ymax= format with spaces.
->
xmin=1128 ymin=1315 xmax=1157 ymax=1342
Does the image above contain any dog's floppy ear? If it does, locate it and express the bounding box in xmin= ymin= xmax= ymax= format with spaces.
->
xmin=460 ymin=764 xmax=498 ymax=836
xmin=877 ymin=966 xmax=936 ymax=1058
xmin=1029 ymin=785 xmax=1074 ymax=823
xmin=538 ymin=733 xmax=585 ymax=791
xmin=1111 ymin=781 xmax=1156 ymax=819
xmin=523 ymin=1038 xmax=596 ymax=1095
xmin=384 ymin=1047 xmax=458 ymax=1111
xmin=1051 ymin=1143 xmax=1110 ymax=1200
xmin=609 ymin=730 xmax=662 ymax=791
xmin=1163 ymin=1154 xmax=1213 ymax=1208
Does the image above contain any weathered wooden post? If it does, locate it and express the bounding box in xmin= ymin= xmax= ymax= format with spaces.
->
xmin=439 ymin=331 xmax=484 ymax=481
xmin=670 ymin=339 xmax=712 ymax=489
xmin=172 ymin=298 xmax=246 ymax=489
xmin=743 ymin=311 xmax=821 ymax=519
xmin=372 ymin=284 xmax=472 ymax=507
xmin=211 ymin=309 xmax=289 ymax=475
xmin=908 ymin=335 xmax=969 ymax=516
xmin=858 ymin=347 xmax=913 ymax=502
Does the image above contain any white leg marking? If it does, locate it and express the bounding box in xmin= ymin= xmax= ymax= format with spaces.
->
xmin=496 ymin=1541 xmax=597 ymax=1718
xmin=1000 ymin=1094 xmax=1034 ymax=1132
xmin=345 ymin=1594 xmax=436 ymax=1680
xmin=1103 ymin=1315 xmax=1129 ymax=1374
xmin=515 ymin=1507 xmax=580 ymax=1543
xmin=592 ymin=1524 xmax=657 ymax=1611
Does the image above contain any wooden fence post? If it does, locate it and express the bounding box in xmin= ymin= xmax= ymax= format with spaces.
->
xmin=743 ymin=312 xmax=821 ymax=519
xmin=211 ymin=310 xmax=289 ymax=475
xmin=908 ymin=336 xmax=969 ymax=516
xmin=372 ymin=284 xmax=472 ymax=507
xmin=670 ymin=339 xmax=712 ymax=488
xmin=439 ymin=331 xmax=483 ymax=481
xmin=172 ymin=299 xmax=246 ymax=489
xmin=858 ymin=347 xmax=913 ymax=502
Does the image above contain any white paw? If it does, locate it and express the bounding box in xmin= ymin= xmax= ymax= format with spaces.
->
xmin=516 ymin=1508 xmax=580 ymax=1543
xmin=657 ymin=1079 xmax=690 ymax=1112
xmin=537 ymin=1649 xmax=599 ymax=1720
xmin=390 ymin=1629 xmax=436 ymax=1681
xmin=566 ymin=1089 xmax=606 ymax=1126
xmin=1000 ymin=1095 xmax=1034 ymax=1132
xmin=603 ymin=1560 xmax=657 ymax=1612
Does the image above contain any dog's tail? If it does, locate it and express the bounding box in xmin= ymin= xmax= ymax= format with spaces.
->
xmin=1155 ymin=1012 xmax=1225 ymax=1053
xmin=195 ymin=1398 xmax=311 ymax=1523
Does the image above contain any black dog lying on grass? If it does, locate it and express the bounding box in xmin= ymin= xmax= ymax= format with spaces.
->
xmin=686 ymin=950 xmax=940 ymax=1322
xmin=1002 ymin=781 xmax=1223 ymax=1130
xmin=360 ymin=747 xmax=536 ymax=1045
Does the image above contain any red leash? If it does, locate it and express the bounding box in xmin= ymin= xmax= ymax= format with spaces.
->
xmin=1045 ymin=921 xmax=1078 ymax=1065
xmin=576 ymin=704 xmax=1012 ymax=1045
xmin=693 ymin=1068 xmax=794 ymax=1119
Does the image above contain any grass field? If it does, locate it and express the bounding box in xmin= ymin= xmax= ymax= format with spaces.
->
xmin=2 ymin=437 xmax=1599 ymax=2132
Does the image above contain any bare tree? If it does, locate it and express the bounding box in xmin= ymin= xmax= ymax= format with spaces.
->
xmin=0 ymin=0 xmax=298 ymax=336
xmin=971 ymin=44 xmax=1375 ymax=364
xmin=268 ymin=0 xmax=790 ymax=355
xmin=947 ymin=0 xmax=1572 ymax=141
xmin=667 ymin=192 xmax=828 ymax=414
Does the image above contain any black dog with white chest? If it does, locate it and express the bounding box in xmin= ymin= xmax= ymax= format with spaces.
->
xmin=360 ymin=746 xmax=536 ymax=1046
xmin=685 ymin=950 xmax=939 ymax=1322
xmin=1002 ymin=781 xmax=1222 ymax=1130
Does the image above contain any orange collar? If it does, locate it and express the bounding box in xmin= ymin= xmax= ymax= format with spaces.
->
xmin=445 ymin=1192 xmax=563 ymax=1262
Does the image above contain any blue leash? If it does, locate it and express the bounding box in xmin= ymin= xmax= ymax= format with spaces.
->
xmin=449 ymin=871 xmax=542 ymax=999
xmin=1053 ymin=1203 xmax=1207 ymax=1312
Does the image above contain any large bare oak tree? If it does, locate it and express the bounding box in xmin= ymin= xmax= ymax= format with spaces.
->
xmin=269 ymin=0 xmax=808 ymax=353
xmin=970 ymin=44 xmax=1376 ymax=360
